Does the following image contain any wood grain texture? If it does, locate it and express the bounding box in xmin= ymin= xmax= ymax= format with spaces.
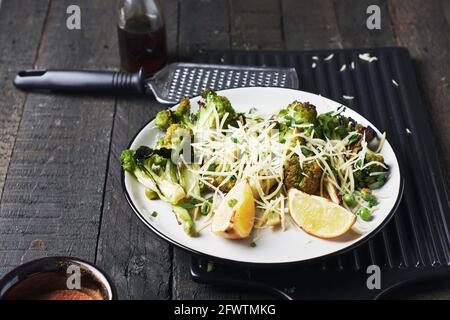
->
xmin=173 ymin=250 xmax=242 ymax=299
xmin=95 ymin=0 xmax=178 ymax=299
xmin=95 ymin=96 xmax=171 ymax=300
xmin=0 ymin=0 xmax=448 ymax=300
xmin=178 ymin=0 xmax=230 ymax=59
xmin=388 ymin=0 xmax=450 ymax=189
xmin=443 ymin=0 xmax=450 ymax=28
xmin=161 ymin=0 xmax=179 ymax=59
xmin=230 ymin=0 xmax=284 ymax=50
xmin=335 ymin=0 xmax=396 ymax=47
xmin=0 ymin=0 xmax=118 ymax=276
xmin=0 ymin=0 xmax=49 ymax=213
xmin=172 ymin=0 xmax=240 ymax=300
xmin=282 ymin=0 xmax=342 ymax=50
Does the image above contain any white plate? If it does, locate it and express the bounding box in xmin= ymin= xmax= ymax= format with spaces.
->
xmin=123 ymin=87 xmax=403 ymax=265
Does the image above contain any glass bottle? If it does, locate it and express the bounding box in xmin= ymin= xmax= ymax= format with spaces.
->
xmin=117 ymin=0 xmax=168 ymax=75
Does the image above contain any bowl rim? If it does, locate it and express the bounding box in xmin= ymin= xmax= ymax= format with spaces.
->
xmin=0 ymin=256 xmax=118 ymax=300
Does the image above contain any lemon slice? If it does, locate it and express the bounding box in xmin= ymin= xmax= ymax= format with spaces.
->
xmin=211 ymin=180 xmax=255 ymax=239
xmin=288 ymin=188 xmax=356 ymax=238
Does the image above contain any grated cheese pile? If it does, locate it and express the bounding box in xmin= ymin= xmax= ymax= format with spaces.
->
xmin=187 ymin=106 xmax=387 ymax=232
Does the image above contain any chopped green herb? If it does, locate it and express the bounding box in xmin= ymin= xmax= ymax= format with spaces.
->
xmin=348 ymin=134 xmax=360 ymax=145
xmin=250 ymin=241 xmax=257 ymax=248
xmin=178 ymin=197 xmax=201 ymax=209
xmin=207 ymin=163 xmax=217 ymax=171
xmin=151 ymin=211 xmax=158 ymax=217
xmin=284 ymin=286 xmax=296 ymax=294
xmin=227 ymin=198 xmax=238 ymax=208
xmin=206 ymin=261 xmax=215 ymax=272
xmin=232 ymin=137 xmax=238 ymax=143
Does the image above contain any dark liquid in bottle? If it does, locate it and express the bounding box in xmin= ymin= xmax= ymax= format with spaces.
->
xmin=118 ymin=15 xmax=167 ymax=76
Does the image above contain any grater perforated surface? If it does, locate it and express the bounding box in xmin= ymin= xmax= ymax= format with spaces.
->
xmin=147 ymin=63 xmax=298 ymax=103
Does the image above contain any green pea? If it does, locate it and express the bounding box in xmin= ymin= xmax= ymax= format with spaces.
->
xmin=359 ymin=207 xmax=372 ymax=221
xmin=200 ymin=201 xmax=210 ymax=216
xmin=227 ymin=198 xmax=238 ymax=208
xmin=343 ymin=194 xmax=356 ymax=206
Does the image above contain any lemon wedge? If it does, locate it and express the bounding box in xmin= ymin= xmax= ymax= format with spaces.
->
xmin=211 ymin=180 xmax=255 ymax=239
xmin=288 ymin=188 xmax=356 ymax=238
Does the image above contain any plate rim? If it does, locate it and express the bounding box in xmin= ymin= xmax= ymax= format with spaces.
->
xmin=121 ymin=87 xmax=405 ymax=267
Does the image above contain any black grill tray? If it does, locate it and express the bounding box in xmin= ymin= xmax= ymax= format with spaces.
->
xmin=189 ymin=48 xmax=450 ymax=300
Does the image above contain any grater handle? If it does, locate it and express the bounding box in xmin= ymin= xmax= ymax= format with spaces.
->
xmin=14 ymin=68 xmax=146 ymax=94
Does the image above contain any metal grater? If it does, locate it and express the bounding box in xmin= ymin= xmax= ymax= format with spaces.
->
xmin=14 ymin=63 xmax=299 ymax=104
xmin=147 ymin=63 xmax=299 ymax=104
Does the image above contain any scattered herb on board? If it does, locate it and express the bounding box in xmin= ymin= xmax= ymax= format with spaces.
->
xmin=284 ymin=286 xmax=296 ymax=294
xmin=207 ymin=261 xmax=215 ymax=272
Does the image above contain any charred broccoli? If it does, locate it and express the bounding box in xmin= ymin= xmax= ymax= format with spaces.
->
xmin=120 ymin=146 xmax=186 ymax=204
xmin=276 ymin=101 xmax=319 ymax=143
xmin=353 ymin=150 xmax=389 ymax=189
xmin=155 ymin=97 xmax=194 ymax=131
xmin=155 ymin=110 xmax=174 ymax=130
xmin=195 ymin=89 xmax=237 ymax=130
xmin=318 ymin=110 xmax=377 ymax=143
xmin=284 ymin=155 xmax=322 ymax=194
xmin=158 ymin=123 xmax=192 ymax=149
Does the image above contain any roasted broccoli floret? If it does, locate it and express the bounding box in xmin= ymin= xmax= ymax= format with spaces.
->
xmin=158 ymin=124 xmax=192 ymax=149
xmin=172 ymin=97 xmax=194 ymax=129
xmin=276 ymin=101 xmax=319 ymax=143
xmin=277 ymin=101 xmax=318 ymax=126
xmin=195 ymin=89 xmax=237 ymax=130
xmin=317 ymin=111 xmax=352 ymax=140
xmin=353 ymin=150 xmax=389 ymax=189
xmin=317 ymin=110 xmax=377 ymax=143
xmin=120 ymin=146 xmax=186 ymax=204
xmin=155 ymin=110 xmax=174 ymax=130
xmin=284 ymin=155 xmax=322 ymax=194
xmin=155 ymin=97 xmax=194 ymax=131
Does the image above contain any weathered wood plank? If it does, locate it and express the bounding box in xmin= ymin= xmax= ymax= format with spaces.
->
xmin=442 ymin=0 xmax=450 ymax=28
xmin=230 ymin=0 xmax=284 ymax=50
xmin=95 ymin=0 xmax=178 ymax=299
xmin=172 ymin=0 xmax=241 ymax=300
xmin=178 ymin=0 xmax=230 ymax=59
xmin=388 ymin=0 xmax=450 ymax=190
xmin=173 ymin=251 xmax=242 ymax=299
xmin=0 ymin=0 xmax=118 ymax=276
xmin=95 ymin=96 xmax=172 ymax=300
xmin=336 ymin=0 xmax=396 ymax=47
xmin=161 ymin=0 xmax=179 ymax=59
xmin=0 ymin=0 xmax=49 ymax=216
xmin=282 ymin=0 xmax=342 ymax=50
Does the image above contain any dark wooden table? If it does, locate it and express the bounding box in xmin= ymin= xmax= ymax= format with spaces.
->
xmin=0 ymin=0 xmax=449 ymax=299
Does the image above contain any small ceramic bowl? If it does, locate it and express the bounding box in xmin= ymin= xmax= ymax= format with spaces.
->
xmin=0 ymin=256 xmax=117 ymax=300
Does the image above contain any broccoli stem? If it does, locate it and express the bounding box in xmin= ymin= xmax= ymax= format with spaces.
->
xmin=173 ymin=206 xmax=196 ymax=236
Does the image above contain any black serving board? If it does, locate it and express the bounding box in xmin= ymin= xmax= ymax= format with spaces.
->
xmin=188 ymin=48 xmax=450 ymax=300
